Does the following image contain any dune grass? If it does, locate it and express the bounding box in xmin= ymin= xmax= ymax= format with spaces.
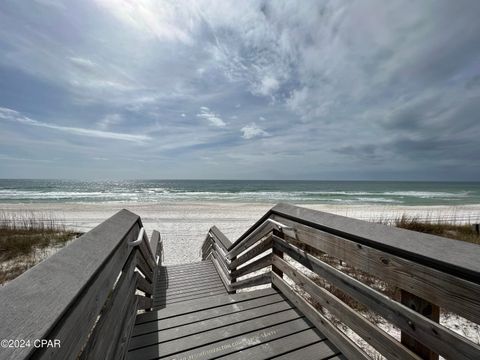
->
xmin=0 ymin=211 xmax=80 ymax=283
xmin=393 ymin=215 xmax=480 ymax=244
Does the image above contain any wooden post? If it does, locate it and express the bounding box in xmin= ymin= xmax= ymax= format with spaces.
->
xmin=272 ymin=229 xmax=284 ymax=289
xmin=230 ymin=255 xmax=237 ymax=294
xmin=473 ymin=224 xmax=479 ymax=235
xmin=400 ymin=290 xmax=440 ymax=360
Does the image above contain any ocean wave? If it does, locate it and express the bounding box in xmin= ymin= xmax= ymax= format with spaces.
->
xmin=0 ymin=187 xmax=474 ymax=204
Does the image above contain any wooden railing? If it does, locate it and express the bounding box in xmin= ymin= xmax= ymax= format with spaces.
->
xmin=201 ymin=203 xmax=480 ymax=360
xmin=0 ymin=209 xmax=162 ymax=360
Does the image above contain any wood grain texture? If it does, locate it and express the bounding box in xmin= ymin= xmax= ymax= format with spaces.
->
xmin=230 ymin=253 xmax=272 ymax=279
xmin=226 ymin=220 xmax=275 ymax=259
xmin=271 ymin=203 xmax=480 ymax=283
xmin=272 ymin=255 xmax=421 ymax=360
xmin=274 ymin=237 xmax=480 ymax=360
xmin=0 ymin=209 xmax=140 ymax=360
xmin=149 ymin=230 xmax=161 ymax=259
xmin=229 ymin=235 xmax=272 ymax=270
xmin=271 ymin=272 xmax=369 ymax=360
xmin=210 ymin=225 xmax=232 ymax=250
xmin=230 ymin=272 xmax=271 ymax=290
xmin=272 ymin=214 xmax=480 ymax=324
xmin=79 ymin=253 xmax=139 ymax=360
xmin=132 ymin=293 xmax=284 ymax=337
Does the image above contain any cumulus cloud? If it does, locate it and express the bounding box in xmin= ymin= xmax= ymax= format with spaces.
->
xmin=241 ymin=122 xmax=269 ymax=139
xmin=196 ymin=107 xmax=226 ymax=127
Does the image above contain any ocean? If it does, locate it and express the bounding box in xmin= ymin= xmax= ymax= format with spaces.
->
xmin=0 ymin=179 xmax=479 ymax=205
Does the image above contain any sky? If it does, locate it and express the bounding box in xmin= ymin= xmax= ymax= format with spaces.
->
xmin=0 ymin=0 xmax=479 ymax=181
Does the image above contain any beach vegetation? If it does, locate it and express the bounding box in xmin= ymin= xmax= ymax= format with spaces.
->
xmin=0 ymin=211 xmax=80 ymax=283
xmin=393 ymin=215 xmax=480 ymax=244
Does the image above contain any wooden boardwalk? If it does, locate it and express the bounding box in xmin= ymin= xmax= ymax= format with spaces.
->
xmin=153 ymin=261 xmax=228 ymax=308
xmin=2 ymin=204 xmax=479 ymax=360
xmin=128 ymin=271 xmax=343 ymax=360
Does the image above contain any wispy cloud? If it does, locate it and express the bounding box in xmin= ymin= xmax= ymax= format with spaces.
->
xmin=196 ymin=106 xmax=226 ymax=127
xmin=97 ymin=113 xmax=123 ymax=130
xmin=241 ymin=122 xmax=269 ymax=139
xmin=0 ymin=107 xmax=150 ymax=143
xmin=1 ymin=1 xmax=480 ymax=179
xmin=94 ymin=0 xmax=193 ymax=43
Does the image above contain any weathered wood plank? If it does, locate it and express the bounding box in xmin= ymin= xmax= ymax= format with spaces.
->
xmin=226 ymin=220 xmax=276 ymax=260
xmin=211 ymin=246 xmax=232 ymax=280
xmin=158 ymin=264 xmax=219 ymax=277
xmin=271 ymin=340 xmax=340 ymax=360
xmin=156 ymin=274 xmax=222 ymax=289
xmin=229 ymin=235 xmax=272 ymax=270
xmin=157 ymin=269 xmax=220 ymax=283
xmin=135 ymin=250 xmax=153 ymax=283
xmin=127 ymin=314 xmax=308 ymax=359
xmin=401 ymin=290 xmax=440 ymax=360
xmin=201 ymin=234 xmax=212 ymax=260
xmin=274 ymin=238 xmax=480 ymax=360
xmin=157 ymin=318 xmax=313 ymax=360
xmin=166 ymin=289 xmax=227 ymax=304
xmin=230 ymin=272 xmax=271 ymax=290
xmin=129 ymin=301 xmax=295 ymax=350
xmin=79 ymin=251 xmax=138 ymax=360
xmin=271 ymin=272 xmax=370 ymax=360
xmin=164 ymin=285 xmax=226 ymax=300
xmin=227 ymin=209 xmax=274 ymax=251
xmin=157 ymin=280 xmax=224 ymax=295
xmin=272 ymin=215 xmax=480 ymax=324
xmin=159 ymin=283 xmax=225 ymax=298
xmin=271 ymin=203 xmax=480 ymax=283
xmin=0 ymin=211 xmax=141 ymax=360
xmin=159 ymin=268 xmax=218 ymax=280
xmin=136 ymin=287 xmax=277 ymax=324
xmin=221 ymin=329 xmax=335 ymax=360
xmin=272 ymin=255 xmax=421 ymax=360
xmin=138 ymin=239 xmax=155 ymax=272
xmin=210 ymin=225 xmax=232 ymax=250
xmin=164 ymin=261 xmax=215 ymax=272
xmin=211 ymin=255 xmax=233 ymax=292
xmin=136 ymin=273 xmax=153 ymax=296
xmin=113 ymin=292 xmax=139 ymax=360
xmin=230 ymin=253 xmax=272 ymax=279
xmin=149 ymin=230 xmax=161 ymax=260
xmin=132 ymin=293 xmax=284 ymax=337
xmin=136 ymin=294 xmax=152 ymax=310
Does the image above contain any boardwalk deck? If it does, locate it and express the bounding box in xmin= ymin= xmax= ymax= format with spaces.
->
xmin=3 ymin=204 xmax=478 ymax=360
xmin=128 ymin=285 xmax=341 ymax=360
xmin=153 ymin=261 xmax=228 ymax=308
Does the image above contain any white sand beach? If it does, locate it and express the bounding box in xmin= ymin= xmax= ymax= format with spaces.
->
xmin=2 ymin=202 xmax=480 ymax=265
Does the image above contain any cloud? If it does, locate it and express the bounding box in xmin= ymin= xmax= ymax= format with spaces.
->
xmin=97 ymin=113 xmax=123 ymax=130
xmin=256 ymin=76 xmax=280 ymax=96
xmin=93 ymin=0 xmax=193 ymax=43
xmin=0 ymin=107 xmax=150 ymax=143
xmin=241 ymin=122 xmax=269 ymax=139
xmin=196 ymin=107 xmax=226 ymax=127
xmin=1 ymin=1 xmax=480 ymax=179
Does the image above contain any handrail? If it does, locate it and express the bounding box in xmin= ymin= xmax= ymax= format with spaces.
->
xmin=0 ymin=209 xmax=159 ymax=360
xmin=201 ymin=203 xmax=480 ymax=360
xmin=129 ymin=227 xmax=145 ymax=246
xmin=271 ymin=203 xmax=480 ymax=283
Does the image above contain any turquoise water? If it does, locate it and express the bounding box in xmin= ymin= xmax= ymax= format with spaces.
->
xmin=0 ymin=179 xmax=479 ymax=205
